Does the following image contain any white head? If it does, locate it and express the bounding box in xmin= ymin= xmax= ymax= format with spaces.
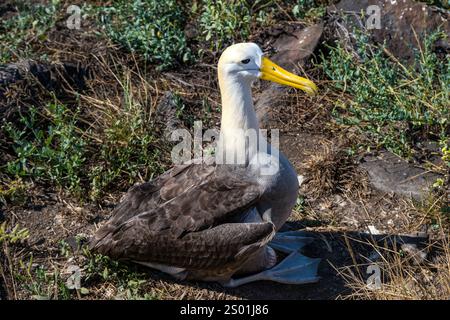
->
xmin=218 ymin=43 xmax=263 ymax=83
xmin=216 ymin=43 xmax=318 ymax=167
xmin=218 ymin=42 xmax=317 ymax=95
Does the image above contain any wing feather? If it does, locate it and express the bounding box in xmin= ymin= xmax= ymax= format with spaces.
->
xmin=90 ymin=163 xmax=272 ymax=269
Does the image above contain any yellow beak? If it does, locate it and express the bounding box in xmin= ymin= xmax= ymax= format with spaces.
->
xmin=259 ymin=57 xmax=318 ymax=96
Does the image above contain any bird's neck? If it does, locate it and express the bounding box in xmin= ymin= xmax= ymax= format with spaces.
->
xmin=217 ymin=74 xmax=263 ymax=165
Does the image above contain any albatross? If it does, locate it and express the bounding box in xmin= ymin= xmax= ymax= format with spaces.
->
xmin=90 ymin=43 xmax=320 ymax=287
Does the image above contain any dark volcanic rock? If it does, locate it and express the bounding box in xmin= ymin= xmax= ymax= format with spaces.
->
xmin=271 ymin=23 xmax=324 ymax=66
xmin=360 ymin=151 xmax=442 ymax=200
xmin=0 ymin=60 xmax=88 ymax=124
xmin=0 ymin=60 xmax=87 ymax=91
xmin=327 ymin=0 xmax=449 ymax=62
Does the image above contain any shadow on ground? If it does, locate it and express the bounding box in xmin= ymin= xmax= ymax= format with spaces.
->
xmin=131 ymin=222 xmax=426 ymax=300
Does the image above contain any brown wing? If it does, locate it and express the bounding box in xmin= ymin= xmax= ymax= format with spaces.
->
xmin=93 ymin=162 xmax=215 ymax=237
xmin=89 ymin=163 xmax=274 ymax=269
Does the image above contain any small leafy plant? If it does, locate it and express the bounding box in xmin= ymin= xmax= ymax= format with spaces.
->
xmin=0 ymin=178 xmax=28 ymax=205
xmin=82 ymin=248 xmax=158 ymax=299
xmin=0 ymin=222 xmax=29 ymax=244
xmin=322 ymin=31 xmax=449 ymax=158
xmin=3 ymin=104 xmax=86 ymax=194
xmin=0 ymin=0 xmax=60 ymax=63
xmin=292 ymin=0 xmax=325 ymax=20
xmin=199 ymin=0 xmax=252 ymax=51
xmin=99 ymin=0 xmax=191 ymax=70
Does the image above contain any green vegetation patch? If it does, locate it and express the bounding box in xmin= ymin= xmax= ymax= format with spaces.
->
xmin=3 ymin=104 xmax=86 ymax=195
xmin=88 ymin=87 xmax=165 ymax=200
xmin=322 ymin=31 xmax=449 ymax=159
xmin=99 ymin=0 xmax=191 ymax=70
xmin=0 ymin=0 xmax=60 ymax=63
xmin=198 ymin=0 xmax=252 ymax=51
xmin=1 ymin=95 xmax=165 ymax=200
xmin=292 ymin=0 xmax=326 ymax=21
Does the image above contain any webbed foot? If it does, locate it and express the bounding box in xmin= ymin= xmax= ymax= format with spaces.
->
xmin=221 ymin=231 xmax=320 ymax=288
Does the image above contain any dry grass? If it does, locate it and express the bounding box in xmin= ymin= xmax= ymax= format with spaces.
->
xmin=336 ymin=235 xmax=449 ymax=300
xmin=334 ymin=194 xmax=449 ymax=300
xmin=302 ymin=140 xmax=368 ymax=198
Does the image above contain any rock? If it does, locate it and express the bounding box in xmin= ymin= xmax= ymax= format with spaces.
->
xmin=297 ymin=175 xmax=306 ymax=186
xmin=271 ymin=23 xmax=324 ymax=66
xmin=327 ymin=0 xmax=449 ymax=62
xmin=359 ymin=150 xmax=442 ymax=200
xmin=0 ymin=63 xmax=21 ymax=86
xmin=367 ymin=225 xmax=383 ymax=235
xmin=255 ymin=23 xmax=323 ymax=126
xmin=65 ymin=236 xmax=79 ymax=251
xmin=0 ymin=59 xmax=87 ymax=90
xmin=401 ymin=243 xmax=427 ymax=265
xmin=0 ymin=60 xmax=88 ymax=123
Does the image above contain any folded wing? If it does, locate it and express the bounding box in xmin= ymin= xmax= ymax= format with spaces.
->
xmin=89 ymin=163 xmax=275 ymax=269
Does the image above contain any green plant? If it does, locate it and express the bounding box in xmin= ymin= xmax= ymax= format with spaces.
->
xmin=0 ymin=178 xmax=28 ymax=205
xmin=293 ymin=0 xmax=315 ymax=18
xmin=0 ymin=222 xmax=29 ymax=244
xmin=82 ymin=248 xmax=157 ymax=299
xmin=322 ymin=31 xmax=449 ymax=158
xmin=27 ymin=266 xmax=71 ymax=300
xmin=99 ymin=0 xmax=191 ymax=70
xmin=440 ymin=138 xmax=450 ymax=167
xmin=1 ymin=71 xmax=165 ymax=200
xmin=87 ymin=76 xmax=165 ymax=200
xmin=292 ymin=0 xmax=325 ymax=20
xmin=88 ymin=119 xmax=162 ymax=199
xmin=3 ymin=104 xmax=86 ymax=194
xmin=13 ymin=254 xmax=72 ymax=300
xmin=0 ymin=0 xmax=60 ymax=63
xmin=199 ymin=0 xmax=251 ymax=51
xmin=59 ymin=240 xmax=71 ymax=258
xmin=417 ymin=0 xmax=449 ymax=9
xmin=293 ymin=196 xmax=306 ymax=212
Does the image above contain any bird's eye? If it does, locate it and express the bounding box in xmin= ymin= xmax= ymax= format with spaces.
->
xmin=241 ymin=59 xmax=251 ymax=64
